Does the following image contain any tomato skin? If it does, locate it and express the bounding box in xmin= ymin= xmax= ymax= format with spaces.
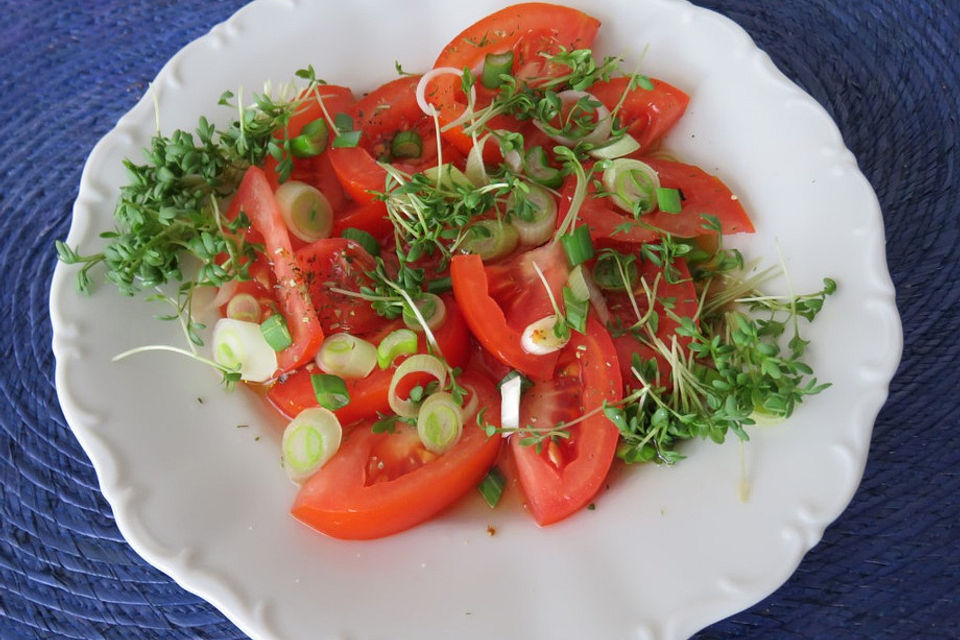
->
xmin=266 ymin=295 xmax=471 ymax=421
xmin=226 ymin=167 xmax=324 ymax=372
xmin=331 ymin=200 xmax=392 ymax=239
xmin=511 ymin=316 xmax=622 ymax=525
xmin=430 ymin=3 xmax=601 ymax=155
xmin=451 ymin=253 xmax=561 ymax=381
xmin=590 ymin=77 xmax=689 ymax=153
xmin=295 ymin=238 xmax=381 ymax=335
xmin=561 ymin=158 xmax=755 ymax=245
xmin=291 ymin=371 xmax=502 ymax=539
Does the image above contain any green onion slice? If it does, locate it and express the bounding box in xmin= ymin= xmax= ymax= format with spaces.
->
xmin=226 ymin=293 xmax=260 ymax=323
xmin=568 ymin=264 xmax=611 ymax=326
xmin=520 ymin=316 xmax=570 ymax=355
xmin=588 ymin=133 xmax=640 ymax=160
xmin=290 ymin=118 xmax=329 ymax=158
xmin=402 ymin=293 xmax=447 ymax=332
xmin=416 ymin=391 xmax=464 ymax=454
xmin=388 ymin=354 xmax=448 ymax=417
xmin=377 ymin=329 xmax=419 ymax=369
xmin=426 ymin=276 xmax=452 ymax=295
xmin=274 ymin=181 xmax=333 ymax=242
xmin=422 ymin=163 xmax=473 ymax=190
xmin=461 ymin=219 xmax=519 ymax=262
xmin=563 ymin=286 xmax=589 ymax=334
xmin=212 ymin=318 xmax=278 ymax=383
xmin=282 ymin=407 xmax=342 ymax=482
xmin=602 ymin=158 xmax=661 ymax=216
xmin=340 ymin=227 xmax=381 ymax=257
xmin=310 ymin=373 xmax=350 ymax=411
xmin=560 ymin=225 xmax=595 ymax=267
xmin=390 ymin=130 xmax=423 ymax=159
xmin=523 ymin=146 xmax=563 ymax=189
xmin=332 ymin=130 xmax=362 ymax=148
xmin=508 ymin=184 xmax=558 ymax=246
xmin=315 ymin=333 xmax=378 ymax=379
xmin=477 ymin=466 xmax=507 ymax=508
xmin=481 ymin=51 xmax=514 ymax=89
xmin=656 ymin=186 xmax=683 ymax=213
xmin=260 ymin=313 xmax=293 ymax=351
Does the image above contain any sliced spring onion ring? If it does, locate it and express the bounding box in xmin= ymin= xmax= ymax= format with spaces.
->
xmin=481 ymin=51 xmax=514 ymax=89
xmin=212 ymin=318 xmax=278 ymax=382
xmin=560 ymin=225 xmax=595 ymax=267
xmin=426 ymin=276 xmax=452 ymax=295
xmin=508 ymin=183 xmax=558 ymax=246
xmin=260 ymin=313 xmax=293 ymax=351
xmin=477 ymin=466 xmax=507 ymax=508
xmin=464 ymin=133 xmax=493 ymax=186
xmin=315 ymin=333 xmax=377 ymax=379
xmin=390 ymin=130 xmax=423 ymax=159
xmin=274 ymin=180 xmax=333 ymax=242
xmin=568 ymin=264 xmax=612 ymax=326
xmin=282 ymin=407 xmax=342 ymax=482
xmin=402 ymin=293 xmax=447 ymax=332
xmin=415 ymin=67 xmax=477 ymax=117
xmin=416 ymin=392 xmax=464 ymax=454
xmin=461 ymin=219 xmax=519 ymax=261
xmin=532 ymin=90 xmax=612 ymax=146
xmin=500 ymin=373 xmax=522 ymax=431
xmin=310 ymin=373 xmax=350 ymax=411
xmin=422 ymin=163 xmax=474 ymax=190
xmin=588 ymin=133 xmax=640 ymax=159
xmin=523 ymin=146 xmax=563 ymax=188
xmin=520 ymin=316 xmax=570 ymax=355
xmin=602 ymin=158 xmax=660 ymax=215
xmin=290 ymin=118 xmax=329 ymax=158
xmin=656 ymin=186 xmax=683 ymax=213
xmin=388 ymin=354 xmax=448 ymax=417
xmin=225 ymin=292 xmax=260 ymax=323
xmin=377 ymin=328 xmax=419 ymax=369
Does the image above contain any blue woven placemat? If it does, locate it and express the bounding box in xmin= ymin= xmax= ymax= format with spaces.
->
xmin=1 ymin=1 xmax=957 ymax=638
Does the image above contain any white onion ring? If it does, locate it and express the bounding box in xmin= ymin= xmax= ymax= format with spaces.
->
xmin=191 ymin=279 xmax=239 ymax=319
xmin=415 ymin=67 xmax=478 ymax=117
xmin=532 ymin=90 xmax=613 ymax=146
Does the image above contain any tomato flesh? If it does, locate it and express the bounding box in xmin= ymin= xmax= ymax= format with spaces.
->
xmin=511 ymin=316 xmax=622 ymax=525
xmin=291 ymin=371 xmax=502 ymax=539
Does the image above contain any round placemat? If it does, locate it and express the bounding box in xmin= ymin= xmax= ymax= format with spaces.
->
xmin=1 ymin=1 xmax=957 ymax=639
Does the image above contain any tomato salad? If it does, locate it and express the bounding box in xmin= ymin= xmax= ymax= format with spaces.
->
xmin=59 ymin=3 xmax=834 ymax=539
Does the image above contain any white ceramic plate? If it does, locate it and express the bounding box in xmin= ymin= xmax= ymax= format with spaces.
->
xmin=50 ymin=1 xmax=902 ymax=638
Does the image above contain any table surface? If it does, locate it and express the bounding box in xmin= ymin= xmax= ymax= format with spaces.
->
xmin=2 ymin=1 xmax=958 ymax=638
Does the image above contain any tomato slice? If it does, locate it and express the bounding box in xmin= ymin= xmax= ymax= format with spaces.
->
xmin=266 ymin=295 xmax=471 ymax=422
xmin=328 ymin=75 xmax=463 ymax=203
xmin=590 ymin=77 xmax=689 ymax=153
xmin=331 ymin=200 xmax=392 ymax=239
xmin=295 ymin=238 xmax=380 ymax=335
xmin=561 ymin=158 xmax=755 ymax=245
xmin=429 ymin=3 xmax=601 ymax=155
xmin=511 ymin=316 xmax=622 ymax=525
xmin=451 ymin=242 xmax=568 ymax=381
xmin=291 ymin=370 xmax=502 ymax=539
xmin=606 ymin=256 xmax=699 ymax=389
xmin=225 ymin=167 xmax=324 ymax=372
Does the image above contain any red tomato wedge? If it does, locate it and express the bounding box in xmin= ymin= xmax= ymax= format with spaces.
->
xmin=606 ymin=256 xmax=699 ymax=388
xmin=295 ymin=238 xmax=380 ymax=335
xmin=291 ymin=371 xmax=502 ymax=539
xmin=590 ymin=77 xmax=689 ymax=153
xmin=511 ymin=316 xmax=622 ymax=525
xmin=328 ymin=75 xmax=463 ymax=203
xmin=560 ymin=158 xmax=755 ymax=245
xmin=451 ymin=242 xmax=568 ymax=381
xmin=331 ymin=199 xmax=393 ymax=240
xmin=225 ymin=167 xmax=323 ymax=372
xmin=266 ymin=296 xmax=471 ymax=422
xmin=428 ymin=3 xmax=601 ymax=156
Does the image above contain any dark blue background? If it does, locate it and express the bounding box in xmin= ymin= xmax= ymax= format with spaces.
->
xmin=1 ymin=1 xmax=957 ymax=638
